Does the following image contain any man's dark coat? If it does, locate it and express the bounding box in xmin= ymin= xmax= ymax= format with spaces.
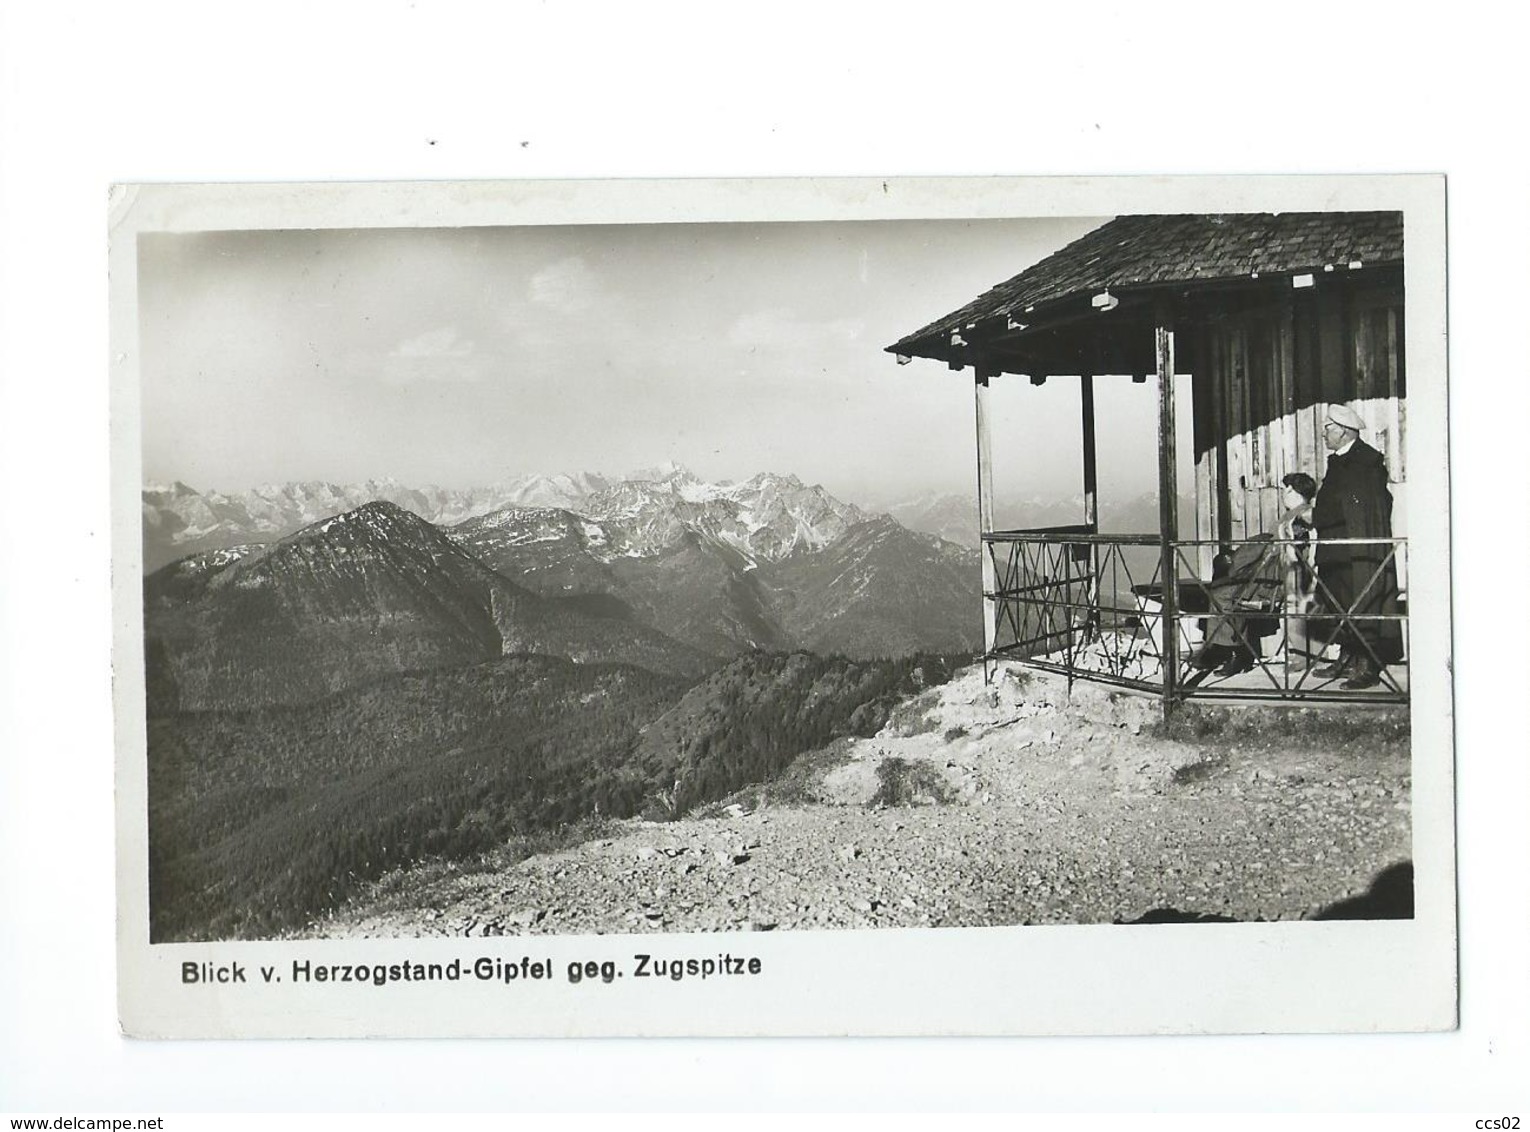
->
xmin=1312 ymin=438 xmax=1403 ymax=663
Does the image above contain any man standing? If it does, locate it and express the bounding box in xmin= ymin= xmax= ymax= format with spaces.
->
xmin=1311 ymin=403 xmax=1402 ymax=689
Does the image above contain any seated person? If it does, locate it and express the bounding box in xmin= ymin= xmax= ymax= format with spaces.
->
xmin=1187 ymin=474 xmax=1321 ymax=676
xmin=1189 ymin=473 xmax=1318 ymax=677
xmin=1188 ymin=534 xmax=1285 ymax=675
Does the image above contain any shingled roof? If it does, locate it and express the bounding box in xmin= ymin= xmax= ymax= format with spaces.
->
xmin=888 ymin=211 xmax=1403 ymax=357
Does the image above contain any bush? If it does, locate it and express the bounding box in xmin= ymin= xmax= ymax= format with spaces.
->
xmin=868 ymin=757 xmax=953 ymax=808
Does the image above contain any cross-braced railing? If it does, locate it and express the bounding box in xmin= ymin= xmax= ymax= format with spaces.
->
xmin=981 ymin=527 xmax=1409 ymax=707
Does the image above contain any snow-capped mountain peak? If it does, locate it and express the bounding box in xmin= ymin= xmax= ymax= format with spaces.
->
xmin=568 ymin=469 xmax=870 ymax=562
xmin=142 ymin=467 xmax=875 ymax=571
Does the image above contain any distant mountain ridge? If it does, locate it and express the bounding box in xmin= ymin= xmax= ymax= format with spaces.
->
xmin=144 ymin=468 xmax=985 ymax=683
xmin=144 ymin=466 xmax=1181 ymax=568
xmin=142 ymin=465 xmax=870 ymax=572
xmin=142 ymin=473 xmax=611 ymax=572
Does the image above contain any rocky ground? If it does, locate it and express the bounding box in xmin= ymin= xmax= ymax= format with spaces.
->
xmin=303 ymin=663 xmax=1412 ymax=938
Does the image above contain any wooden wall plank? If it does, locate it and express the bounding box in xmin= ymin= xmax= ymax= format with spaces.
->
xmin=1279 ymin=301 xmax=1296 ymax=488
xmin=1209 ymin=326 xmax=1230 ymax=547
xmin=1229 ymin=325 xmax=1248 ymax=540
xmin=1388 ymin=306 xmax=1405 ymax=479
xmin=1259 ymin=484 xmax=1280 ymax=534
xmin=1190 ymin=326 xmax=1217 ymax=576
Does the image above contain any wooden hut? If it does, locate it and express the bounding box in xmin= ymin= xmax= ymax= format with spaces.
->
xmin=887 ymin=212 xmax=1408 ymax=709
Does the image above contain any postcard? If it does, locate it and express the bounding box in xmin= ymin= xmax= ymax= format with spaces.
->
xmin=111 ymin=175 xmax=1454 ymax=1037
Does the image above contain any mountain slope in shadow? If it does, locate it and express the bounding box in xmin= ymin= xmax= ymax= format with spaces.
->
xmin=145 ymin=502 xmax=713 ymax=711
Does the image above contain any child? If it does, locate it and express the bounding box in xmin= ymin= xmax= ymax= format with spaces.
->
xmin=1278 ymin=472 xmax=1318 ymax=670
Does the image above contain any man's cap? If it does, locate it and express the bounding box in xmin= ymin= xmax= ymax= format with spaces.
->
xmin=1326 ymin=403 xmax=1365 ymax=431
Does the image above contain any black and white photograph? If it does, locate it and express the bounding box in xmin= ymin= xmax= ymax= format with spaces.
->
xmin=12 ymin=1 xmax=1530 ymax=1115
xmin=110 ymin=176 xmax=1455 ymax=1038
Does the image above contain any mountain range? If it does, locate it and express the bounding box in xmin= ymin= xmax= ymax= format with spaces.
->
xmin=140 ymin=462 xmax=874 ymax=574
xmin=142 ymin=472 xmax=611 ymax=573
xmin=143 ymin=463 xmax=1178 ymax=567
xmin=143 ymin=466 xmax=983 ymax=711
xmin=449 ymin=472 xmax=977 ymax=659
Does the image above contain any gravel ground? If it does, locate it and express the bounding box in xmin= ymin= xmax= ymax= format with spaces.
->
xmin=306 ymin=664 xmax=1412 ymax=938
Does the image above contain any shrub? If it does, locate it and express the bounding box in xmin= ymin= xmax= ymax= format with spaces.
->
xmin=868 ymin=756 xmax=953 ymax=807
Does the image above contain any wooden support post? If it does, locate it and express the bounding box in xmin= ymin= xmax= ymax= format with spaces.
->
xmin=1079 ymin=372 xmax=1100 ymax=647
xmin=1080 ymin=372 xmax=1099 ymax=531
xmin=1155 ymin=315 xmax=1180 ymax=717
xmin=974 ymin=368 xmax=997 ymax=674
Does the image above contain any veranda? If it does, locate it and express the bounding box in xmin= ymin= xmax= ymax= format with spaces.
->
xmin=887 ymin=213 xmax=1410 ymax=713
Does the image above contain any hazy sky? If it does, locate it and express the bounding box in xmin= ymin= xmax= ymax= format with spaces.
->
xmin=139 ymin=215 xmax=1184 ymax=505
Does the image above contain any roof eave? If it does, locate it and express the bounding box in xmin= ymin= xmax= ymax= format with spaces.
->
xmin=887 ymin=258 xmax=1405 ymax=368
